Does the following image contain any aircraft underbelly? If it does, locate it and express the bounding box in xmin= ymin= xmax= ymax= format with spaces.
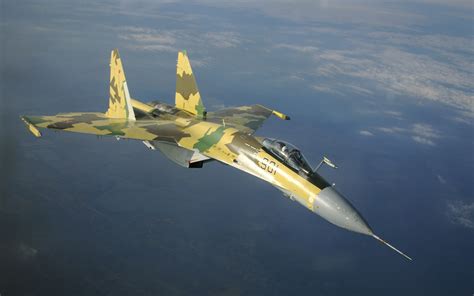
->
xmin=143 ymin=140 xmax=210 ymax=168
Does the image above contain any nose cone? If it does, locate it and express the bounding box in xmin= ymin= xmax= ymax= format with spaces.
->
xmin=313 ymin=186 xmax=373 ymax=235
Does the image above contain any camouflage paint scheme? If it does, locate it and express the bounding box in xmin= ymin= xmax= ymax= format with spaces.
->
xmin=20 ymin=49 xmax=321 ymax=211
xmin=20 ymin=49 xmax=412 ymax=260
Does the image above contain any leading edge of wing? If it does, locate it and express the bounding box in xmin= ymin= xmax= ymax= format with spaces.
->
xmin=21 ymin=112 xmax=190 ymax=143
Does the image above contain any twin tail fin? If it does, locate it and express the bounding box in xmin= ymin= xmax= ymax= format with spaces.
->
xmin=106 ymin=49 xmax=136 ymax=120
xmin=175 ymin=51 xmax=206 ymax=118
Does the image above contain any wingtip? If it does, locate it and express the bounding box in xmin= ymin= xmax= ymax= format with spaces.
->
xmin=272 ymin=110 xmax=290 ymax=120
xmin=20 ymin=116 xmax=42 ymax=138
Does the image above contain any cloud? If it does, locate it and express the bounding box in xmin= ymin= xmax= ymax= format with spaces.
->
xmin=447 ymin=200 xmax=474 ymax=229
xmin=119 ymin=27 xmax=177 ymax=52
xmin=411 ymin=123 xmax=440 ymax=146
xmin=384 ymin=110 xmax=403 ymax=117
xmin=255 ymin=3 xmax=473 ymax=118
xmin=412 ymin=136 xmax=435 ymax=146
xmin=17 ymin=243 xmax=38 ymax=260
xmin=367 ymin=31 xmax=474 ymax=56
xmin=359 ymin=130 xmax=374 ymax=136
xmin=118 ymin=27 xmax=243 ymax=52
xmin=275 ymin=44 xmax=319 ymax=53
xmin=203 ymin=32 xmax=242 ymax=48
xmin=412 ymin=123 xmax=440 ymax=138
xmin=311 ymin=84 xmax=344 ymax=96
xmin=200 ymin=0 xmax=425 ymax=28
xmin=315 ymin=46 xmax=472 ymax=112
xmin=124 ymin=33 xmax=175 ymax=44
xmin=187 ymin=57 xmax=212 ymax=68
xmin=376 ymin=123 xmax=441 ymax=146
xmin=452 ymin=110 xmax=474 ymax=125
xmin=377 ymin=127 xmax=406 ymax=134
xmin=119 ymin=26 xmax=176 ymax=44
xmin=129 ymin=44 xmax=176 ymax=52
xmin=276 ymin=28 xmax=474 ymax=117
xmin=437 ymin=174 xmax=447 ymax=185
xmin=199 ymin=0 xmax=473 ymax=28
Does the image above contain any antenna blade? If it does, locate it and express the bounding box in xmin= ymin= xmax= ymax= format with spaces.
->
xmin=372 ymin=234 xmax=412 ymax=261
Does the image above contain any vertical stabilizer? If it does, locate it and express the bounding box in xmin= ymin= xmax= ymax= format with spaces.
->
xmin=175 ymin=51 xmax=206 ymax=118
xmin=106 ymin=49 xmax=136 ymax=120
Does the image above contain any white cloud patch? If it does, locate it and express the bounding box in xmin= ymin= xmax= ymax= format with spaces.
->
xmin=312 ymin=46 xmax=473 ymax=113
xmin=187 ymin=57 xmax=212 ymax=68
xmin=276 ymin=29 xmax=474 ymax=118
xmin=411 ymin=123 xmax=440 ymax=146
xmin=412 ymin=123 xmax=439 ymax=138
xmin=311 ymin=84 xmax=344 ymax=96
xmin=18 ymin=243 xmax=38 ymax=260
xmin=130 ymin=44 xmax=176 ymax=52
xmin=384 ymin=110 xmax=403 ymax=118
xmin=447 ymin=200 xmax=474 ymax=229
xmin=377 ymin=126 xmax=406 ymax=134
xmin=376 ymin=123 xmax=441 ymax=146
xmin=203 ymin=32 xmax=242 ymax=48
xmin=199 ymin=0 xmax=473 ymax=29
xmin=118 ymin=27 xmax=243 ymax=52
xmin=275 ymin=44 xmax=319 ymax=53
xmin=452 ymin=110 xmax=474 ymax=125
xmin=203 ymin=0 xmax=426 ymax=28
xmin=412 ymin=136 xmax=435 ymax=146
xmin=119 ymin=27 xmax=177 ymax=52
xmin=359 ymin=130 xmax=374 ymax=136
xmin=437 ymin=174 xmax=447 ymax=185
xmin=121 ymin=30 xmax=175 ymax=44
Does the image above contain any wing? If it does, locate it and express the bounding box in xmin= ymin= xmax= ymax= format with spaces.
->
xmin=206 ymin=104 xmax=290 ymax=134
xmin=21 ymin=112 xmax=190 ymax=143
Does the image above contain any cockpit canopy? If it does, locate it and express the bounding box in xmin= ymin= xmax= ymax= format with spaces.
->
xmin=262 ymin=138 xmax=331 ymax=189
xmin=262 ymin=138 xmax=313 ymax=174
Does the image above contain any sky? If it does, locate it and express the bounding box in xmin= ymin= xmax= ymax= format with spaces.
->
xmin=1 ymin=0 xmax=473 ymax=295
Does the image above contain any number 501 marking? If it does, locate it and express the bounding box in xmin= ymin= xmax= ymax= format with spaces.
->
xmin=259 ymin=157 xmax=279 ymax=175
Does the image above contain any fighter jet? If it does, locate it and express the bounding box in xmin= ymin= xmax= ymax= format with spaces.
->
xmin=21 ymin=49 xmax=411 ymax=261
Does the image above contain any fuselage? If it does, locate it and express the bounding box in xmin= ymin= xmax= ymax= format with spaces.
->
xmin=141 ymin=101 xmax=373 ymax=236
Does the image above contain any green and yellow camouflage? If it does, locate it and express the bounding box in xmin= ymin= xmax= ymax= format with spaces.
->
xmin=20 ymin=49 xmax=412 ymax=261
xmin=106 ymin=49 xmax=135 ymax=120
xmin=175 ymin=51 xmax=206 ymax=118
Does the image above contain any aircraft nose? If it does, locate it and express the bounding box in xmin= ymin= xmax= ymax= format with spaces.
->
xmin=313 ymin=186 xmax=373 ymax=235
